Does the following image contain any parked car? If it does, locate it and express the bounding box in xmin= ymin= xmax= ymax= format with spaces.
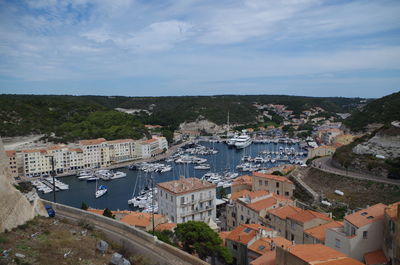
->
xmin=45 ymin=205 xmax=55 ymax=217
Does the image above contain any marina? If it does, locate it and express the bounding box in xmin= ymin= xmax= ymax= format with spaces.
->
xmin=39 ymin=140 xmax=307 ymax=211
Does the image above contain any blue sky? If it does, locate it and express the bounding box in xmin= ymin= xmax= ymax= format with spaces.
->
xmin=0 ymin=0 xmax=399 ymax=98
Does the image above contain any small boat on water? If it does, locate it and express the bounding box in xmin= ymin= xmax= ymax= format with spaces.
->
xmin=96 ymin=185 xmax=108 ymax=198
xmin=194 ymin=164 xmax=211 ymax=170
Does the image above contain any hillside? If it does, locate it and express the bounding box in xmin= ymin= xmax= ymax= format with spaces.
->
xmin=344 ymin=91 xmax=400 ymax=131
xmin=0 ymin=94 xmax=363 ymax=141
xmin=0 ymin=95 xmax=147 ymax=143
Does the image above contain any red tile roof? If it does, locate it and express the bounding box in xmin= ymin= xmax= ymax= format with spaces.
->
xmin=120 ymin=212 xmax=164 ymax=228
xmin=345 ymin=203 xmax=387 ymax=228
xmin=248 ymin=237 xmax=291 ymax=255
xmin=252 ymin=172 xmax=293 ymax=184
xmin=303 ymin=221 xmax=343 ymax=242
xmin=231 ymin=190 xmax=269 ymax=201
xmin=232 ymin=175 xmax=252 ymax=187
xmin=142 ymin=138 xmax=158 ymax=144
xmin=79 ymin=138 xmax=106 ymax=145
xmin=106 ymin=139 xmax=134 ymax=144
xmin=385 ymin=202 xmax=400 ymax=221
xmin=155 ymin=223 xmax=177 ymax=231
xmin=245 ymin=197 xmax=278 ymax=212
xmin=364 ymin=249 xmax=388 ymax=265
xmin=5 ymin=150 xmax=16 ymax=157
xmin=226 ymin=224 xmax=271 ymax=245
xmin=288 ymin=210 xmax=332 ymax=224
xmin=250 ymin=251 xmax=276 ymax=265
xmin=268 ymin=205 xmax=302 ymax=220
xmin=157 ymin=178 xmax=216 ymax=195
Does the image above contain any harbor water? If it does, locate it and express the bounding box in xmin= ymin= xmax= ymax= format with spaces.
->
xmin=39 ymin=141 xmax=307 ymax=210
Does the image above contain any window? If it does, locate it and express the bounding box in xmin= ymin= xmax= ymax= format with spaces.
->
xmin=335 ymin=239 xmax=341 ymax=248
xmin=276 ymin=182 xmax=280 ymax=188
xmin=208 ymin=210 xmax=212 ymax=216
xmin=363 ymin=231 xmax=368 ymax=239
xmin=241 ymin=215 xmax=244 ymax=221
xmin=181 ymin=197 xmax=185 ymax=205
xmin=259 ymin=180 xmax=262 ymax=186
xmin=171 ymin=196 xmax=173 ymax=202
xmin=285 ymin=192 xmax=289 ymax=196
xmin=264 ymin=180 xmax=268 ymax=186
xmin=182 ymin=217 xmax=185 ymax=222
xmin=291 ymin=221 xmax=296 ymax=231
xmin=192 ymin=194 xmax=194 ymax=201
xmin=233 ymin=244 xmax=237 ymax=250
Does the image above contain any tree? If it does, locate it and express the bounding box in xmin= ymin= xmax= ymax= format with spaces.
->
xmin=218 ymin=188 xmax=227 ymax=199
xmin=271 ymin=171 xmax=283 ymax=176
xmin=174 ymin=221 xmax=233 ymax=264
xmin=80 ymin=202 xmax=88 ymax=210
xmin=148 ymin=230 xmax=175 ymax=245
xmin=102 ymin=208 xmax=115 ymax=219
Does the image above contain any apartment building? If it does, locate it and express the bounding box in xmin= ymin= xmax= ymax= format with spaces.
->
xmin=5 ymin=150 xmax=18 ymax=178
xmin=275 ymin=244 xmax=363 ymax=265
xmin=325 ymin=203 xmax=387 ymax=261
xmin=286 ymin=209 xmax=332 ymax=244
xmin=79 ymin=138 xmax=110 ymax=168
xmin=265 ymin=205 xmax=302 ymax=237
xmin=252 ymin=172 xmax=295 ymax=198
xmin=22 ymin=149 xmax=52 ymax=177
xmin=225 ymin=224 xmax=277 ymax=265
xmin=383 ymin=202 xmax=400 ymax=264
xmin=156 ymin=178 xmax=216 ymax=223
xmin=107 ymin=139 xmax=135 ymax=163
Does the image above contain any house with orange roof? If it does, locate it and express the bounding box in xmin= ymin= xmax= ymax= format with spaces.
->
xmin=134 ymin=136 xmax=168 ymax=159
xmin=106 ymin=139 xmax=135 ymax=163
xmin=303 ymin=221 xmax=342 ymax=244
xmin=286 ymin=209 xmax=332 ymax=244
xmin=383 ymin=202 xmax=400 ymax=264
xmin=275 ymin=244 xmax=364 ymax=265
xmin=247 ymin=236 xmax=291 ymax=265
xmin=78 ymin=138 xmax=110 ymax=168
xmin=326 ymin=203 xmax=387 ymax=261
xmin=364 ymin=249 xmax=388 ymax=265
xmin=252 ymin=172 xmax=295 ymax=198
xmin=266 ymin=205 xmax=302 ymax=237
xmin=5 ymin=150 xmax=18 ymax=178
xmin=157 ymin=177 xmax=216 ymax=224
xmin=231 ymin=175 xmax=252 ymax=193
xmin=155 ymin=222 xmax=177 ymax=232
xmin=225 ymin=224 xmax=276 ymax=265
xmin=21 ymin=148 xmax=51 ymax=177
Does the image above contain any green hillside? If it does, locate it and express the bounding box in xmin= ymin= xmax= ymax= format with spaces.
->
xmin=344 ymin=91 xmax=400 ymax=131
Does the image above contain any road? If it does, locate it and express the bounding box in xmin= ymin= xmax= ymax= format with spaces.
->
xmin=54 ymin=206 xmax=207 ymax=265
xmin=311 ymin=156 xmax=400 ymax=186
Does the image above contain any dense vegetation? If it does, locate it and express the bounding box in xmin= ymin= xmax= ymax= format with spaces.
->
xmin=0 ymin=95 xmax=147 ymax=142
xmin=0 ymin=94 xmax=363 ymax=141
xmin=344 ymin=91 xmax=400 ymax=131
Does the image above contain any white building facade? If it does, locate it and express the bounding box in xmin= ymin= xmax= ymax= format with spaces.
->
xmin=157 ymin=178 xmax=216 ymax=223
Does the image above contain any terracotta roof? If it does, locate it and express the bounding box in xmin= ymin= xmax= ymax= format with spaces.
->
xmin=155 ymin=223 xmax=177 ymax=231
xmin=106 ymin=139 xmax=134 ymax=144
xmin=22 ymin=149 xmax=47 ymax=154
xmin=288 ymin=210 xmax=332 ymax=224
xmin=248 ymin=237 xmax=291 ymax=255
xmin=317 ymin=258 xmax=364 ymax=265
xmin=268 ymin=205 xmax=302 ymax=220
xmin=87 ymin=208 xmax=104 ymax=215
xmin=5 ymin=150 xmax=16 ymax=157
xmin=345 ymin=203 xmax=386 ymax=228
xmin=364 ymin=249 xmax=388 ymax=265
xmin=250 ymin=251 xmax=276 ymax=265
xmin=68 ymin=148 xmax=83 ymax=152
xmin=232 ymin=175 xmax=252 ymax=187
xmin=226 ymin=224 xmax=271 ymax=245
xmin=231 ymin=190 xmax=269 ymax=201
xmin=157 ymin=178 xmax=216 ymax=195
xmin=142 ymin=138 xmax=158 ymax=144
xmin=120 ymin=212 xmax=164 ymax=228
xmin=287 ymin=244 xmax=351 ymax=263
xmin=385 ymin=202 xmax=400 ymax=220
xmin=303 ymin=221 xmax=343 ymax=242
xmin=245 ymin=197 xmax=278 ymax=212
xmin=79 ymin=138 xmax=106 ymax=145
xmin=252 ymin=172 xmax=293 ymax=184
xmin=219 ymin=231 xmax=231 ymax=245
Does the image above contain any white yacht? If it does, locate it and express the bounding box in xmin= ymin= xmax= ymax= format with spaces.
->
xmin=95 ymin=185 xmax=108 ymax=198
xmin=226 ymin=135 xmax=239 ymax=147
xmin=234 ymin=134 xmax=252 ymax=149
xmin=194 ymin=164 xmax=211 ymax=170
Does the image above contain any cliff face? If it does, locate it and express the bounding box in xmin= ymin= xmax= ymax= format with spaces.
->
xmin=0 ymin=137 xmax=46 ymax=232
xmin=352 ymin=126 xmax=400 ymax=159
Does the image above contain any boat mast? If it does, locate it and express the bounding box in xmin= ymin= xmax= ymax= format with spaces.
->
xmin=227 ymin=111 xmax=230 ymax=136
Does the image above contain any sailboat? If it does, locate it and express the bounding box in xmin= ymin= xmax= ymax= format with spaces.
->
xmin=95 ymin=177 xmax=107 ymax=198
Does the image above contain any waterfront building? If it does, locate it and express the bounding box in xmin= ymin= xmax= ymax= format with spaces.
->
xmin=5 ymin=150 xmax=18 ymax=179
xmin=107 ymin=139 xmax=135 ymax=163
xmin=225 ymin=224 xmax=277 ymax=265
xmin=156 ymin=177 xmax=216 ymax=223
xmin=252 ymin=172 xmax=295 ymax=198
xmin=133 ymin=136 xmax=167 ymax=159
xmin=47 ymin=145 xmax=85 ymax=173
xmin=325 ymin=203 xmax=387 ymax=261
xmin=275 ymin=244 xmax=363 ymax=265
xmin=22 ymin=149 xmax=51 ymax=177
xmin=79 ymin=138 xmax=110 ymax=168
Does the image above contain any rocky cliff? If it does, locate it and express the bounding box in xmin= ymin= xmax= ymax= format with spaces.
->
xmin=0 ymin=137 xmax=46 ymax=232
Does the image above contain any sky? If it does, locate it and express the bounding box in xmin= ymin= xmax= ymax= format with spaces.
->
xmin=0 ymin=0 xmax=399 ymax=98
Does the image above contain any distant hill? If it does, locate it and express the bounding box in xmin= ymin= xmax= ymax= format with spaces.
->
xmin=344 ymin=91 xmax=400 ymax=131
xmin=0 ymin=94 xmax=363 ymax=141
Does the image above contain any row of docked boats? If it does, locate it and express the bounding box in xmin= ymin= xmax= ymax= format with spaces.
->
xmin=201 ymin=171 xmax=239 ymax=188
xmin=76 ymin=169 xmax=127 ymax=181
xmin=31 ymin=177 xmax=69 ymax=194
xmin=128 ymin=162 xmax=172 ymax=173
